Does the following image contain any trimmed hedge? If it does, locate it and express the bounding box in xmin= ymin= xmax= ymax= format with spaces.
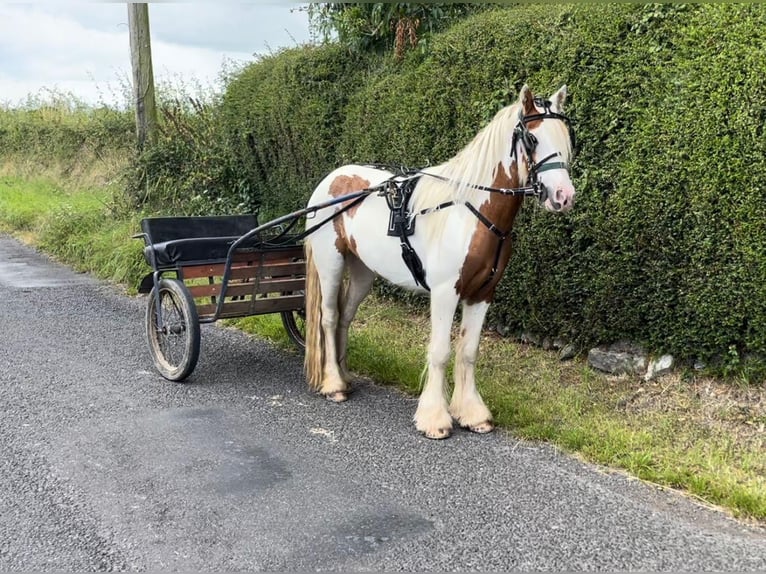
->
xmin=221 ymin=45 xmax=374 ymax=220
xmin=155 ymin=4 xmax=766 ymax=372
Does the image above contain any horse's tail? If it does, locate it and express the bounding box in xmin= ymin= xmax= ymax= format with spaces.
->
xmin=304 ymin=242 xmax=324 ymax=391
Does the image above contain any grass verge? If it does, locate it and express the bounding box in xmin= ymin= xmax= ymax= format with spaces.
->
xmin=1 ymin=175 xmax=764 ymax=524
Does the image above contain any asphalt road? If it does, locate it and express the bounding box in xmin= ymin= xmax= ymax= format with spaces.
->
xmin=1 ymin=234 xmax=765 ymax=572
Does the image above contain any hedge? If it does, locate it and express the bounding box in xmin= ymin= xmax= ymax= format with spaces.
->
xmin=0 ymin=102 xmax=133 ymax=164
xmin=152 ymin=3 xmax=766 ymax=372
xmin=220 ymin=45 xmax=374 ymax=220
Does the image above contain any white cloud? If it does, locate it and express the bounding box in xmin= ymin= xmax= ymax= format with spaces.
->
xmin=0 ymin=3 xmax=312 ymax=107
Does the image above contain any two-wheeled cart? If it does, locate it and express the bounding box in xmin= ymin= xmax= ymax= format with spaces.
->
xmin=135 ymin=213 xmax=307 ymax=381
xmin=135 ymin=191 xmax=373 ymax=381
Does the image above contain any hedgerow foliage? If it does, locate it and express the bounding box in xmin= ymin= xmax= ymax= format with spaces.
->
xmin=220 ymin=45 xmax=373 ymax=220
xmin=215 ymin=3 xmax=766 ymax=371
xmin=123 ymin=97 xmax=255 ymax=215
xmin=0 ymin=95 xmax=133 ymax=165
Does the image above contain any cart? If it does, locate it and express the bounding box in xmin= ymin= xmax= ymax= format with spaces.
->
xmin=135 ymin=213 xmax=307 ymax=381
xmin=134 ymin=190 xmax=374 ymax=382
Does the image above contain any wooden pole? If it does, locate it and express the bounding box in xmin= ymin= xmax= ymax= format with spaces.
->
xmin=128 ymin=3 xmax=158 ymax=150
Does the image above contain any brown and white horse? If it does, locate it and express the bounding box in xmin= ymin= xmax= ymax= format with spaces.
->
xmin=303 ymin=85 xmax=575 ymax=439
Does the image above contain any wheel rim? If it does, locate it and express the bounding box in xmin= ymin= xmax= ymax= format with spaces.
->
xmin=292 ymin=309 xmax=306 ymax=346
xmin=151 ymin=288 xmax=189 ymax=372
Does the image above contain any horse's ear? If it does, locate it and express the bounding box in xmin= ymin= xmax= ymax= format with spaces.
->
xmin=550 ymin=85 xmax=568 ymax=112
xmin=519 ymin=84 xmax=536 ymax=115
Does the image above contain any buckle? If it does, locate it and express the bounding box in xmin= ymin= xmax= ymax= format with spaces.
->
xmin=384 ymin=180 xmax=404 ymax=210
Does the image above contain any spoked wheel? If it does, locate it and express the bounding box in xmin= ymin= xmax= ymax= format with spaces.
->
xmin=281 ymin=306 xmax=306 ymax=350
xmin=146 ymin=278 xmax=201 ymax=381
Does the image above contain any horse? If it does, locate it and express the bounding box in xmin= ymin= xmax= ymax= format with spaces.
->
xmin=302 ymin=84 xmax=575 ymax=439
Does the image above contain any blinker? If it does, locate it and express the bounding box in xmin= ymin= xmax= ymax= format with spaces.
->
xmin=511 ymin=97 xmax=575 ymax=206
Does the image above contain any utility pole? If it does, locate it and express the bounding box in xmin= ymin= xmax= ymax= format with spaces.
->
xmin=128 ymin=3 xmax=158 ymax=151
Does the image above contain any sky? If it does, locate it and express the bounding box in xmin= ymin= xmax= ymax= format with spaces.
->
xmin=0 ymin=2 xmax=313 ymax=107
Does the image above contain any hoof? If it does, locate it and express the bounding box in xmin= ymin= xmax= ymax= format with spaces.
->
xmin=422 ymin=427 xmax=452 ymax=440
xmin=468 ymin=421 xmax=494 ymax=434
xmin=324 ymin=391 xmax=348 ymax=403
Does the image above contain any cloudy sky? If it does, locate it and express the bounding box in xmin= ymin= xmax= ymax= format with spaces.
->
xmin=0 ymin=2 xmax=313 ymax=107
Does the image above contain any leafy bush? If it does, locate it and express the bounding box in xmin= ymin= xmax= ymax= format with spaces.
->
xmin=208 ymin=3 xmax=766 ymax=372
xmin=123 ymin=98 xmax=254 ymax=215
xmin=220 ymin=45 xmax=374 ymax=220
xmin=0 ymin=94 xmax=133 ymax=165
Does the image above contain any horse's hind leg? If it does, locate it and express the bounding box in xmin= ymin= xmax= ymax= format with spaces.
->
xmin=336 ymin=255 xmax=375 ymax=383
xmin=415 ymin=283 xmax=460 ymax=439
xmin=311 ymin=244 xmax=350 ymax=402
xmin=449 ymin=301 xmax=494 ymax=433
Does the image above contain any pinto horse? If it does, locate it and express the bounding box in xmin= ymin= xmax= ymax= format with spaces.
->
xmin=303 ymin=84 xmax=575 ymax=439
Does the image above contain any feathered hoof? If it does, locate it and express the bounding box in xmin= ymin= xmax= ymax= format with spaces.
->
xmin=324 ymin=391 xmax=349 ymax=403
xmin=468 ymin=421 xmax=494 ymax=434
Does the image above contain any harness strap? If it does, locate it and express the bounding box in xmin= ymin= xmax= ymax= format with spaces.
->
xmin=417 ymin=200 xmax=456 ymax=217
xmin=529 ymin=152 xmax=568 ymax=176
xmin=463 ymin=201 xmax=514 ymax=293
xmin=463 ymin=202 xmax=509 ymax=240
xmin=418 ymin=171 xmax=539 ymax=197
xmin=383 ymin=175 xmax=431 ymax=291
xmin=293 ymin=193 xmax=370 ymax=243
xmin=400 ymin=234 xmax=429 ymax=291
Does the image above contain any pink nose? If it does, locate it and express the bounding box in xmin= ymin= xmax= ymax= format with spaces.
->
xmin=551 ymin=185 xmax=575 ymax=212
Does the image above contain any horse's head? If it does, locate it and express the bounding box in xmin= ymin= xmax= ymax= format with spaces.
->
xmin=513 ymin=84 xmax=575 ymax=213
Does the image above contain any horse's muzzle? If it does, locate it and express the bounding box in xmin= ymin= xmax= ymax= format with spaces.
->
xmin=543 ymin=185 xmax=575 ymax=213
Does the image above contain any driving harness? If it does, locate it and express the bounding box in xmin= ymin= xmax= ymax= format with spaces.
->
xmin=381 ymin=97 xmax=575 ymax=292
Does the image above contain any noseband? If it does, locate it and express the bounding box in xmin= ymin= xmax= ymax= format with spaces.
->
xmin=511 ymin=97 xmax=575 ymax=204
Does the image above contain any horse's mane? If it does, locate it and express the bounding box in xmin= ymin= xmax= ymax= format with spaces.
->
xmin=410 ymin=102 xmax=523 ymax=245
xmin=411 ymin=99 xmax=572 ymax=242
xmin=412 ymin=103 xmax=522 ymax=214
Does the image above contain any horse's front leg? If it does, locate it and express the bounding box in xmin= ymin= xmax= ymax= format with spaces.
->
xmin=414 ymin=283 xmax=460 ymax=439
xmin=449 ymin=301 xmax=494 ymax=433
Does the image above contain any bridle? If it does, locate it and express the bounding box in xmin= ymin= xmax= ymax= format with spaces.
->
xmin=510 ymin=96 xmax=575 ymax=205
xmin=416 ymin=97 xmax=575 ymax=204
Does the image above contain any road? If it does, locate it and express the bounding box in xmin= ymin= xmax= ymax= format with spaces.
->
xmin=1 ymin=234 xmax=765 ymax=571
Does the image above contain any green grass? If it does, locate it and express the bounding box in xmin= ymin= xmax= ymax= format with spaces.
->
xmin=0 ymin=176 xmax=99 ymax=230
xmin=1 ymin=175 xmax=764 ymax=523
xmin=0 ymin=175 xmax=144 ymax=288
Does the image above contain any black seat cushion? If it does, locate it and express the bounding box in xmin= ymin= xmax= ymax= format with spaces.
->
xmin=141 ymin=215 xmax=259 ymax=267
xmin=140 ymin=214 xmax=303 ymax=268
xmin=141 ymin=215 xmax=259 ymax=244
xmin=144 ymin=236 xmax=245 ymax=267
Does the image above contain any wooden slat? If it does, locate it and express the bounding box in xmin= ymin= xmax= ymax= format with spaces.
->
xmin=187 ymin=277 xmax=305 ymax=299
xmin=182 ymin=263 xmax=226 ymax=279
xmin=257 ymin=261 xmax=306 ymax=277
xmin=180 ymin=257 xmax=305 ymax=281
xmin=258 ymin=277 xmax=305 ymax=292
xmin=197 ymin=294 xmax=305 ymax=319
xmin=231 ymin=246 xmax=304 ymax=263
xmin=260 ymin=262 xmax=306 ymax=277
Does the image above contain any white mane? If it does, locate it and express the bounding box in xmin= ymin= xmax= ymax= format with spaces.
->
xmin=412 ymin=102 xmax=523 ymax=215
